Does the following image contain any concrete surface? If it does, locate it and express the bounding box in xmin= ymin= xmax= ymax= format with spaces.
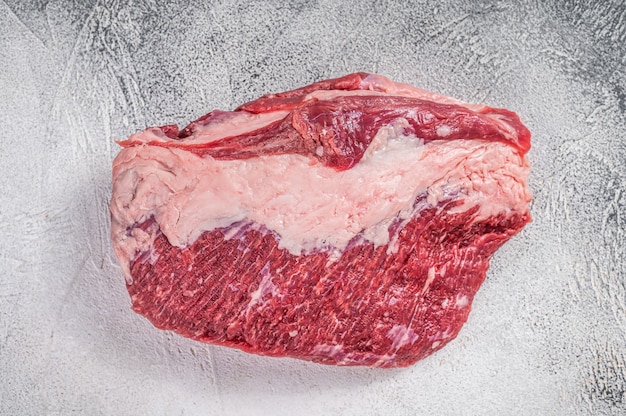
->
xmin=1 ymin=0 xmax=625 ymax=415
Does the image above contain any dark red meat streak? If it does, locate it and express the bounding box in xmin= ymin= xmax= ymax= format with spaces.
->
xmin=121 ymin=73 xmax=531 ymax=367
xmin=129 ymin=200 xmax=529 ymax=367
xmin=119 ymin=76 xmax=530 ymax=172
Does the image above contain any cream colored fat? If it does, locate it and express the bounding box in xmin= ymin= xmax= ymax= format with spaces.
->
xmin=111 ymin=121 xmax=531 ymax=281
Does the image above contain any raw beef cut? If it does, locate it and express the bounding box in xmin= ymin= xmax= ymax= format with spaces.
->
xmin=110 ymin=73 xmax=532 ymax=367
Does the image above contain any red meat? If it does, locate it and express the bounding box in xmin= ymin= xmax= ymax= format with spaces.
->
xmin=111 ymin=73 xmax=531 ymax=367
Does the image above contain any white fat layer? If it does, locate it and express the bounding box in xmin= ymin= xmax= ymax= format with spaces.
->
xmin=125 ymin=110 xmax=291 ymax=145
xmin=111 ymin=123 xmax=531 ymax=281
xmin=360 ymin=74 xmax=486 ymax=111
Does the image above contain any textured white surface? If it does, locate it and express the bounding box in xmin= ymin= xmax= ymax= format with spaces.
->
xmin=1 ymin=1 xmax=625 ymax=415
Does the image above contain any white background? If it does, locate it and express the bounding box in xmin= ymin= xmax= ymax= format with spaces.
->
xmin=1 ymin=1 xmax=625 ymax=415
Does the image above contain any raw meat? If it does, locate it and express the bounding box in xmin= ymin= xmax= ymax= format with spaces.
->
xmin=110 ymin=73 xmax=532 ymax=367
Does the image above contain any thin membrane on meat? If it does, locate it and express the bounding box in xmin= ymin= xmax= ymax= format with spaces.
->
xmin=110 ymin=72 xmax=532 ymax=367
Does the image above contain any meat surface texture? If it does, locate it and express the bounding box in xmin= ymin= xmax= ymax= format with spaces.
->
xmin=110 ymin=73 xmax=532 ymax=367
